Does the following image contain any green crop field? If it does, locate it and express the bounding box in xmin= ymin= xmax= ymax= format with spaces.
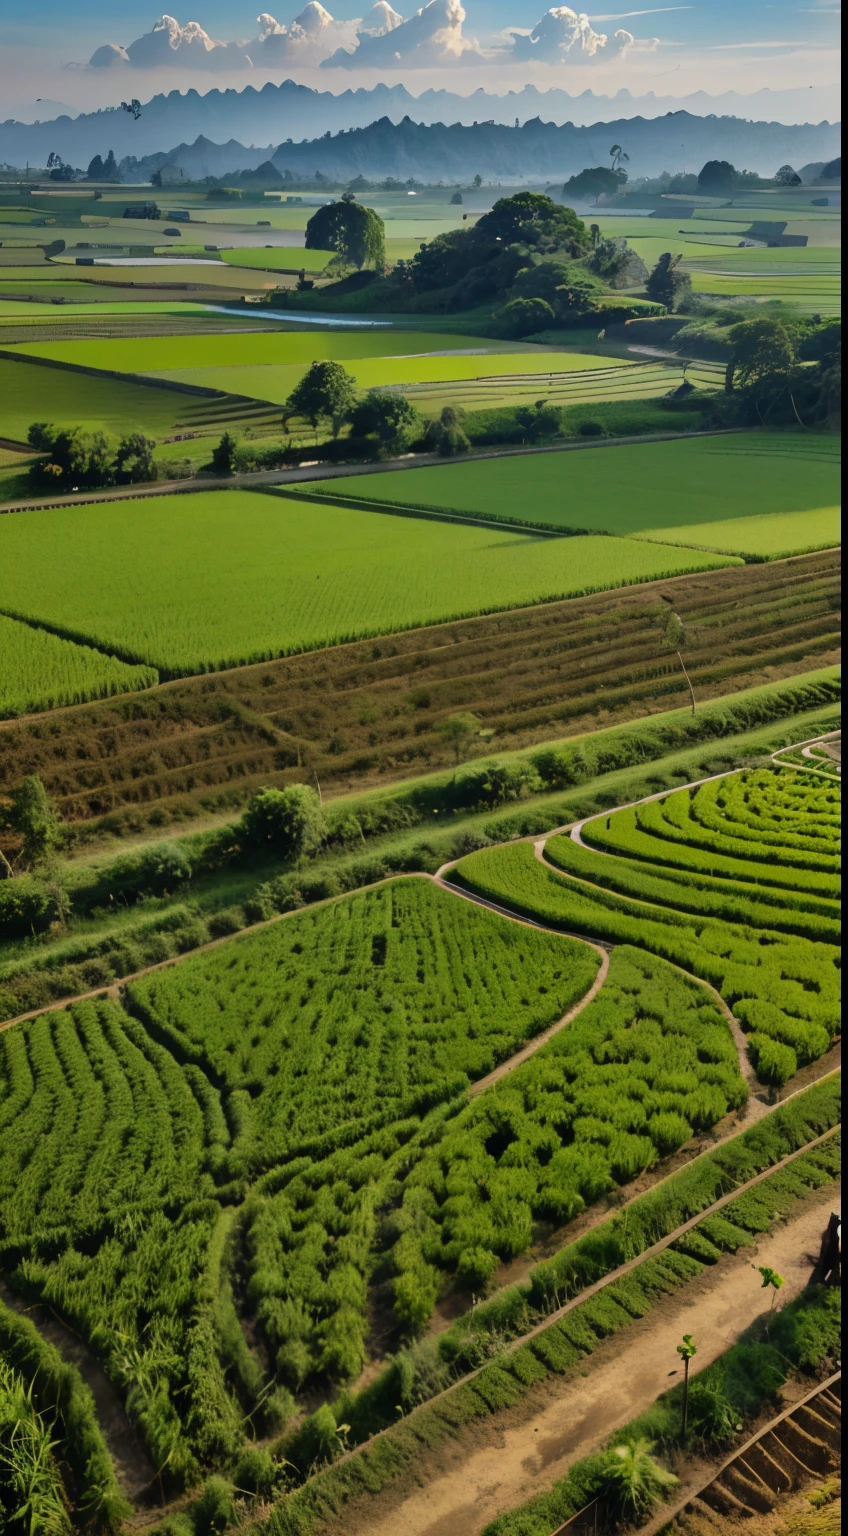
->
xmin=221 ymin=247 xmax=333 ymax=271
xmin=0 ymin=877 xmax=598 ymax=1476
xmin=8 ymin=329 xmax=542 ymax=370
xmin=0 ymin=870 xmax=758 ymax=1479
xmin=636 ymin=506 xmax=841 ymax=558
xmin=0 ymin=489 xmax=737 ymax=674
xmin=147 ymin=350 xmax=630 ymax=406
xmin=0 ymin=612 xmax=158 ymax=717
xmin=311 ymin=432 xmax=841 ymax=549
xmin=0 ymin=354 xmax=255 ymax=445
xmin=454 ymin=767 xmax=841 ymax=1088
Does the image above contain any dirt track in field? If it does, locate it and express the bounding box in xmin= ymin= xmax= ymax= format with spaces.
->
xmin=336 ymin=1187 xmax=839 ymax=1536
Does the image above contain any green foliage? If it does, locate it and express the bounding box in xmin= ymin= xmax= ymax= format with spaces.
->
xmin=234 ymin=1447 xmax=276 ymax=1497
xmin=647 ymin=252 xmax=693 ymax=312
xmin=193 ymin=1476 xmax=235 ymax=1536
xmin=601 ymin=1437 xmax=679 ymax=1520
xmin=115 ymin=432 xmax=157 ymax=484
xmin=726 ymin=316 xmax=797 ymax=392
xmin=28 ymin=425 xmax=116 ymax=491
xmin=476 ymin=194 xmax=590 ymax=256
xmin=211 ymin=433 xmax=237 ymax=475
xmin=499 ymin=296 xmax=556 ymax=337
xmin=283 ymin=361 xmax=358 ymax=437
xmin=686 ymin=1376 xmax=741 ymax=1445
xmin=0 ymin=1359 xmax=69 ymax=1536
xmin=349 ymin=390 xmax=419 ymax=450
xmin=2 ymin=775 xmax=60 ymax=869
xmin=304 ymin=200 xmax=385 ymax=269
xmin=0 ymin=1301 xmax=128 ymax=1532
xmin=459 ymin=768 xmax=840 ymax=1085
xmin=238 ymin=785 xmax=328 ymax=861
xmin=562 ymin=167 xmax=626 ymax=200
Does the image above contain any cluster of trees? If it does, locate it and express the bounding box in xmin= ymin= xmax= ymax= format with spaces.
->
xmin=27 ymin=422 xmax=157 ymax=491
xmin=280 ymin=360 xmax=419 ymax=451
xmin=697 ymin=158 xmax=803 ymax=195
xmin=86 ymin=150 xmax=120 ymax=182
xmin=724 ymin=315 xmax=841 ymax=427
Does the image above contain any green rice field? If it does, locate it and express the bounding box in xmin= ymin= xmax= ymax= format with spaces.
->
xmin=8 ymin=330 xmax=542 ymax=370
xmin=0 ymin=355 xmax=255 ymax=444
xmin=310 ymin=432 xmax=841 ymax=551
xmin=0 ymin=489 xmax=738 ymax=675
xmin=635 ymin=506 xmax=841 ymax=559
xmin=146 ymin=352 xmax=631 ymax=405
xmin=0 ymin=612 xmax=157 ymax=718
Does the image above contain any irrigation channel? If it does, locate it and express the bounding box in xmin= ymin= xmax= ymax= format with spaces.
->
xmin=1 ymin=735 xmax=840 ymax=1515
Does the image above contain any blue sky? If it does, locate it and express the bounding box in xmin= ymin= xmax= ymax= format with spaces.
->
xmin=0 ymin=0 xmax=841 ymax=115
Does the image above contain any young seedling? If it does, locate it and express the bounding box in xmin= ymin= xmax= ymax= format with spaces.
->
xmin=676 ymin=1334 xmax=697 ymax=1437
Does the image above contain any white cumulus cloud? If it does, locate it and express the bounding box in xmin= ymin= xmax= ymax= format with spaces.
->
xmin=322 ymin=0 xmax=485 ymax=69
xmin=510 ymin=7 xmax=656 ymax=63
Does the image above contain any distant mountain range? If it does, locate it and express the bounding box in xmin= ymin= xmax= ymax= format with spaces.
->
xmin=0 ymin=80 xmax=840 ymax=170
xmin=110 ymin=112 xmax=842 ymax=187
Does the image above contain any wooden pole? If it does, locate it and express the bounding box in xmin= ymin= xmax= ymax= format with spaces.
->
xmin=677 ymin=651 xmax=696 ymax=715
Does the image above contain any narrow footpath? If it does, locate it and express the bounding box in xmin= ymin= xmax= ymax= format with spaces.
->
xmin=337 ymin=1188 xmax=838 ymax=1536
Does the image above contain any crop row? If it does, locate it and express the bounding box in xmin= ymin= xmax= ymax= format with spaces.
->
xmin=267 ymin=1072 xmax=840 ymax=1465
xmin=125 ymin=878 xmax=598 ymax=1173
xmin=0 ymin=610 xmax=158 ymax=720
xmin=454 ymin=774 xmax=840 ymax=1083
xmin=268 ymin=1124 xmax=841 ymax=1536
xmin=240 ymin=946 xmax=746 ymax=1383
xmin=0 ymin=1298 xmax=128 ymax=1531
xmin=0 ymin=550 xmax=838 ymax=839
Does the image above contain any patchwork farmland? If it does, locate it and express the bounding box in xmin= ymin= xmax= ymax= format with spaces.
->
xmin=0 ymin=150 xmax=841 ymax=1536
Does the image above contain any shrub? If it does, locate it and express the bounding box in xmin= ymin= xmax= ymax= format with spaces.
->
xmin=578 ymin=420 xmax=605 ymax=437
xmin=234 ymin=1447 xmax=276 ymax=1498
xmin=238 ymin=785 xmax=327 ymax=860
xmin=193 ymin=1476 xmax=235 ymax=1536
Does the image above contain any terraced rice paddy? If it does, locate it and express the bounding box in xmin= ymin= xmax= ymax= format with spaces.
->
xmin=0 ymin=355 xmax=263 ymax=445
xmin=454 ymin=766 xmax=841 ymax=1085
xmin=0 ymin=489 xmax=737 ymax=676
xmin=312 ymin=432 xmax=841 ymax=553
xmin=3 ymin=553 xmax=836 ymax=824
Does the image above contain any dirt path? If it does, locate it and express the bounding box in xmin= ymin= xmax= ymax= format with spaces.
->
xmin=337 ymin=1187 xmax=839 ymax=1536
xmin=0 ymin=1280 xmax=156 ymax=1501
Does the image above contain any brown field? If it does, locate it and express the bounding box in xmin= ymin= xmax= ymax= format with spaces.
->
xmin=1 ymin=549 xmax=838 ymax=851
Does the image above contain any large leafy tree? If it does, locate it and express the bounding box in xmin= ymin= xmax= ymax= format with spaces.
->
xmin=1 ymin=776 xmax=61 ymax=870
xmin=350 ymin=390 xmax=419 ymax=450
xmin=283 ymin=361 xmax=358 ymax=438
xmin=305 ymin=197 xmax=385 ymax=270
xmin=725 ymin=316 xmax=797 ymax=393
xmin=698 ymin=159 xmax=738 ymax=195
